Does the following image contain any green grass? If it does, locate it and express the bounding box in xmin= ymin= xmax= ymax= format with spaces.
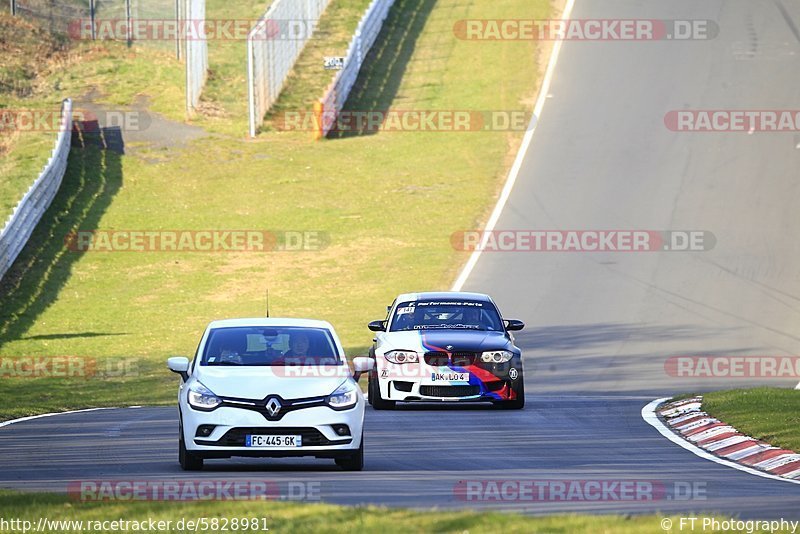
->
xmin=0 ymin=0 xmax=546 ymax=422
xmin=0 ymin=129 xmax=56 ymax=223
xmin=0 ymin=491 xmax=725 ymax=534
xmin=703 ymin=387 xmax=800 ymax=452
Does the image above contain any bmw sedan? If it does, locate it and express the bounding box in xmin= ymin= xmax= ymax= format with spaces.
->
xmin=367 ymin=292 xmax=525 ymax=410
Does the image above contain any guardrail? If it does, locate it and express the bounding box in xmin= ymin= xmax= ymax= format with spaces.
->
xmin=247 ymin=0 xmax=333 ymax=137
xmin=0 ymin=98 xmax=73 ymax=283
xmin=314 ymin=0 xmax=394 ymax=139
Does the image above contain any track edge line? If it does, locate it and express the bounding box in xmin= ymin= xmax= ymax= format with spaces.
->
xmin=450 ymin=0 xmax=577 ymax=292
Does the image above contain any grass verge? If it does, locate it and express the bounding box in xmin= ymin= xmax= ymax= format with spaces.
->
xmin=0 ymin=491 xmax=707 ymax=534
xmin=702 ymin=387 xmax=800 ymax=452
xmin=0 ymin=0 xmax=546 ymax=421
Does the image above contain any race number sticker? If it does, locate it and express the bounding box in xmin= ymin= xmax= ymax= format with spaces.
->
xmin=396 ymin=306 xmax=415 ymax=315
xmin=324 ymin=56 xmax=345 ymax=70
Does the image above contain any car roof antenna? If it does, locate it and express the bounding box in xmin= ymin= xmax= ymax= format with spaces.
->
xmin=265 ymin=288 xmax=270 ymax=318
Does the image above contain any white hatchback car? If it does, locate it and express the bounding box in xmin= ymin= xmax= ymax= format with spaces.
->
xmin=167 ymin=318 xmax=373 ymax=471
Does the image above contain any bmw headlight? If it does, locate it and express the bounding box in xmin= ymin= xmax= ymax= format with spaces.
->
xmin=384 ymin=350 xmax=419 ymax=364
xmin=480 ymin=350 xmax=513 ymax=363
xmin=326 ymin=380 xmax=358 ymax=410
xmin=187 ymin=381 xmax=222 ymax=411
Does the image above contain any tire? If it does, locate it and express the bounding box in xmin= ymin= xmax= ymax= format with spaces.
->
xmin=368 ymin=371 xmax=395 ymax=410
xmin=179 ymin=430 xmax=204 ymax=471
xmin=497 ymin=376 xmax=525 ymax=410
xmin=335 ymin=437 xmax=364 ymax=471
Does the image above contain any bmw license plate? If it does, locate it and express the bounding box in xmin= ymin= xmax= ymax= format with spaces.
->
xmin=429 ymin=371 xmax=469 ymax=382
xmin=246 ymin=434 xmax=302 ymax=447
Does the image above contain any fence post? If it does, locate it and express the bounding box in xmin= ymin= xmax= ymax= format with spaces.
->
xmin=125 ymin=0 xmax=132 ymax=47
xmin=247 ymin=36 xmax=255 ymax=137
xmin=175 ymin=0 xmax=181 ymax=59
xmin=184 ymin=0 xmax=191 ymax=115
xmin=89 ymin=0 xmax=96 ymax=40
xmin=10 ymin=0 xmax=15 ymax=16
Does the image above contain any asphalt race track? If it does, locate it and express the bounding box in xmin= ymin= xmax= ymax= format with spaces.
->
xmin=2 ymin=0 xmax=800 ymax=518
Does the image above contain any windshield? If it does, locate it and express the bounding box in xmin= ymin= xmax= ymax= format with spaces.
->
xmin=388 ymin=300 xmax=504 ymax=332
xmin=201 ymin=326 xmax=342 ymax=366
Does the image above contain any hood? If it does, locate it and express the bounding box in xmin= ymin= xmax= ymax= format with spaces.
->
xmin=194 ymin=365 xmax=351 ymax=400
xmin=382 ymin=330 xmax=512 ymax=353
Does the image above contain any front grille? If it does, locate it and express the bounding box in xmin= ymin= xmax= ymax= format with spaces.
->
xmin=424 ymin=352 xmax=449 ymax=366
xmin=424 ymin=351 xmax=478 ymax=366
xmin=198 ymin=427 xmax=351 ymax=447
xmin=451 ymin=352 xmax=478 ymax=366
xmin=419 ymin=385 xmax=480 ymax=398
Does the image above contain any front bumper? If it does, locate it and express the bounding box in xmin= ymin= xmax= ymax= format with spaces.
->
xmin=375 ymin=358 xmax=523 ymax=402
xmin=180 ymin=403 xmax=364 ymax=457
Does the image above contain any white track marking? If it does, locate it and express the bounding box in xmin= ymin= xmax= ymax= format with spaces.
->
xmin=0 ymin=406 xmax=141 ymax=429
xmin=642 ymin=398 xmax=800 ymax=486
xmin=451 ymin=0 xmax=577 ymax=291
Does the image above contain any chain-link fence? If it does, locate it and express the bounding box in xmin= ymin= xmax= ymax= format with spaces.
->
xmin=247 ymin=0 xmax=333 ymax=137
xmin=8 ymin=0 xmax=207 ymax=114
xmin=10 ymin=0 xmax=181 ymax=54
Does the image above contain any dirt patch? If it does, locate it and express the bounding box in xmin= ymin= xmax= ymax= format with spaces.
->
xmin=73 ymin=90 xmax=207 ymax=156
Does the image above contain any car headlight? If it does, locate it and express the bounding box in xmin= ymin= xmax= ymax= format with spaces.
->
xmin=326 ymin=380 xmax=358 ymax=410
xmin=187 ymin=381 xmax=222 ymax=411
xmin=480 ymin=350 xmax=513 ymax=363
xmin=384 ymin=350 xmax=419 ymax=364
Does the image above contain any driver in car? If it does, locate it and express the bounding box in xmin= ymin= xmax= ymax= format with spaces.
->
xmin=283 ymin=332 xmax=311 ymax=360
xmin=218 ymin=339 xmax=244 ymax=365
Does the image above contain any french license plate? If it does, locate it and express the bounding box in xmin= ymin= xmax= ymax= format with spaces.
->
xmin=246 ymin=434 xmax=302 ymax=448
xmin=429 ymin=372 xmax=469 ymax=382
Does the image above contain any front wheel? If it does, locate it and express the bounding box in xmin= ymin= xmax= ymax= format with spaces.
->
xmin=179 ymin=430 xmax=204 ymax=471
xmin=335 ymin=438 xmax=364 ymax=471
xmin=368 ymin=371 xmax=395 ymax=410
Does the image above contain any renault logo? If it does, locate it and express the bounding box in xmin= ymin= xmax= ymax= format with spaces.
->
xmin=265 ymin=397 xmax=282 ymax=417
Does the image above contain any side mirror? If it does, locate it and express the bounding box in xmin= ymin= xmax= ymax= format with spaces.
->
xmin=167 ymin=356 xmax=190 ymax=382
xmin=368 ymin=320 xmax=386 ymax=332
xmin=352 ymin=357 xmax=374 ymax=381
xmin=505 ymin=319 xmax=525 ymax=332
